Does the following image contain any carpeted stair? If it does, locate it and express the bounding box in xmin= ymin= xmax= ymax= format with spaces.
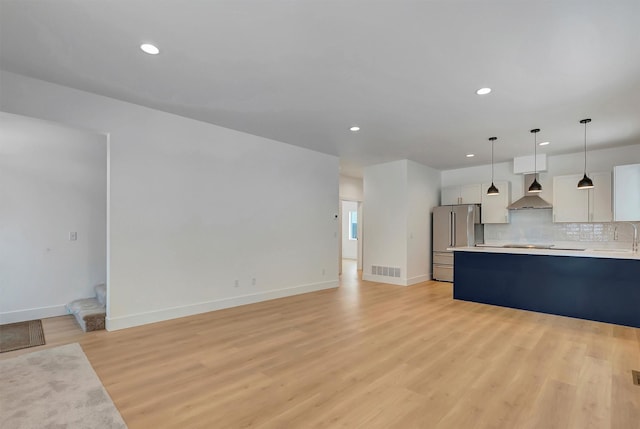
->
xmin=66 ymin=284 xmax=106 ymax=332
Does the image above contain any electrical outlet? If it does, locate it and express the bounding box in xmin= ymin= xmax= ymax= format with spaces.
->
xmin=322 ymin=268 xmax=326 ymax=275
xmin=252 ymin=278 xmax=256 ymax=286
xmin=69 ymin=232 xmax=77 ymax=241
xmin=234 ymin=280 xmax=239 ymax=288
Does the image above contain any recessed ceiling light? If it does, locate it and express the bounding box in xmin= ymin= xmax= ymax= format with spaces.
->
xmin=466 ymin=153 xmax=475 ymax=158
xmin=350 ymin=126 xmax=360 ymax=132
xmin=476 ymin=87 xmax=492 ymax=95
xmin=539 ymin=141 xmax=550 ymax=146
xmin=140 ymin=43 xmax=159 ymax=55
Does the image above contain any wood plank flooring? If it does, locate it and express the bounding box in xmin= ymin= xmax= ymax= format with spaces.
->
xmin=3 ymin=260 xmax=639 ymax=428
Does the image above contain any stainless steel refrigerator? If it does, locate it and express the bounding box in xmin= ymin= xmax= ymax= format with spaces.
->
xmin=432 ymin=204 xmax=483 ymax=282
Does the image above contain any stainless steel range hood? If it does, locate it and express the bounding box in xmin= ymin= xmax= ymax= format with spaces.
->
xmin=507 ymin=174 xmax=552 ymax=210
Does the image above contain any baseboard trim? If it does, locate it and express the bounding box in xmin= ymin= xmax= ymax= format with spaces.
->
xmin=0 ymin=305 xmax=68 ymax=324
xmin=406 ymin=274 xmax=431 ymax=285
xmin=106 ymin=280 xmax=338 ymax=331
xmin=362 ymin=273 xmax=431 ymax=286
xmin=362 ymin=274 xmax=406 ymax=286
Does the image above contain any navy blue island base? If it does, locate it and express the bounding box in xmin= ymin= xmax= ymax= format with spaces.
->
xmin=453 ymin=251 xmax=640 ymax=328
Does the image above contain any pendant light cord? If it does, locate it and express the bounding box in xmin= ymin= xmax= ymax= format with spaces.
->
xmin=491 ymin=139 xmax=495 ymax=182
xmin=533 ymin=132 xmax=537 ymax=174
xmin=529 ymin=129 xmax=541 ymax=192
xmin=583 ymin=121 xmax=587 ymax=174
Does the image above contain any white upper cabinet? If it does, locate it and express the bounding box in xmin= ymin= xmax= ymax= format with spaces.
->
xmin=613 ymin=163 xmax=640 ymax=221
xmin=590 ymin=171 xmax=612 ymax=222
xmin=441 ymin=184 xmax=482 ymax=205
xmin=441 ymin=187 xmax=461 ymax=205
xmin=552 ymin=172 xmax=612 ymax=222
xmin=460 ymin=184 xmax=482 ymax=204
xmin=553 ymin=174 xmax=588 ymax=222
xmin=481 ymin=181 xmax=510 ymax=224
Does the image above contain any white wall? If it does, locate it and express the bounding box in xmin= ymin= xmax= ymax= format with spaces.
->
xmin=0 ymin=113 xmax=107 ymax=323
xmin=341 ymin=201 xmax=358 ymax=259
xmin=407 ymin=161 xmax=441 ymax=282
xmin=363 ymin=160 xmax=440 ymax=285
xmin=339 ymin=175 xmax=363 ymax=201
xmin=363 ymin=160 xmax=408 ymax=284
xmin=0 ymin=71 xmax=339 ymax=330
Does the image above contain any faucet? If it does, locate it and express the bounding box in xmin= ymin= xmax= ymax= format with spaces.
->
xmin=617 ymin=222 xmax=639 ymax=253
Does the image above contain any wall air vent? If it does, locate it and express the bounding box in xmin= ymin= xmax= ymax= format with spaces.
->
xmin=371 ymin=266 xmax=401 ymax=278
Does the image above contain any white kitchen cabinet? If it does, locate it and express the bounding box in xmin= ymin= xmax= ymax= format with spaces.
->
xmin=480 ymin=181 xmax=511 ymax=223
xmin=460 ymin=184 xmax=482 ymax=204
xmin=552 ymin=172 xmax=612 ymax=222
xmin=553 ymin=174 xmax=588 ymax=222
xmin=441 ymin=184 xmax=482 ymax=205
xmin=441 ymin=187 xmax=461 ymax=205
xmin=614 ymin=163 xmax=640 ymax=221
xmin=590 ymin=171 xmax=612 ymax=222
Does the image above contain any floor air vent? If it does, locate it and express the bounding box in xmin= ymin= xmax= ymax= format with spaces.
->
xmin=633 ymin=370 xmax=640 ymax=386
xmin=371 ymin=265 xmax=401 ymax=278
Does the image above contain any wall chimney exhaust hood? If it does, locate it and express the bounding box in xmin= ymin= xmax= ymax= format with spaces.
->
xmin=507 ymin=174 xmax=552 ymax=210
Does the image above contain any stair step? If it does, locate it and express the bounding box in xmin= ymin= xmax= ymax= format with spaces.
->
xmin=66 ymin=297 xmax=105 ymax=332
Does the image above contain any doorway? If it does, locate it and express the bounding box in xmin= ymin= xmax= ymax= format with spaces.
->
xmin=0 ymin=112 xmax=107 ymax=324
xmin=339 ymin=200 xmax=363 ymax=276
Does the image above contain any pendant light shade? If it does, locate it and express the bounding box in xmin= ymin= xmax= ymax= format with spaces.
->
xmin=528 ymin=178 xmax=542 ymax=193
xmin=528 ymin=128 xmax=542 ymax=193
xmin=577 ymin=118 xmax=594 ymax=189
xmin=577 ymin=174 xmax=594 ymax=189
xmin=487 ymin=137 xmax=499 ymax=195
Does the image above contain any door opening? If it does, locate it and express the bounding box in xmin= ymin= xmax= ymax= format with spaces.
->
xmin=339 ymin=199 xmax=363 ymax=278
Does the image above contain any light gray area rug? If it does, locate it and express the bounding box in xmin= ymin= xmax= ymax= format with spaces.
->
xmin=0 ymin=343 xmax=127 ymax=429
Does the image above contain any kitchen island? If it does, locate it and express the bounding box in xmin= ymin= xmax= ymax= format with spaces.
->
xmin=452 ymin=246 xmax=640 ymax=328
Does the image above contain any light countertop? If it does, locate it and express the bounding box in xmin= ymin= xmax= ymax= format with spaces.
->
xmin=450 ymin=245 xmax=640 ymax=260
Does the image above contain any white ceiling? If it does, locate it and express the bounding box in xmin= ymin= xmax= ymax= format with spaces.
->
xmin=1 ymin=0 xmax=639 ymax=177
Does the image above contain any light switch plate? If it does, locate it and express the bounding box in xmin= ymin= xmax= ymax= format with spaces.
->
xmin=69 ymin=232 xmax=77 ymax=241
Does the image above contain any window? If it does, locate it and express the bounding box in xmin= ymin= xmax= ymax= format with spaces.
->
xmin=348 ymin=211 xmax=358 ymax=240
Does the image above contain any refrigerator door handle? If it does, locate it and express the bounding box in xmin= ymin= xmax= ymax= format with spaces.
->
xmin=451 ymin=212 xmax=456 ymax=246
xmin=449 ymin=212 xmax=453 ymax=246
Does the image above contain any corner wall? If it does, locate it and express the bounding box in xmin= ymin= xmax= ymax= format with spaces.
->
xmin=0 ymin=71 xmax=339 ymax=330
xmin=407 ymin=160 xmax=441 ymax=283
xmin=363 ymin=160 xmax=440 ymax=285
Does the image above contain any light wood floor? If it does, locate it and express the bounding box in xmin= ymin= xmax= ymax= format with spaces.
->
xmin=3 ymin=260 xmax=639 ymax=428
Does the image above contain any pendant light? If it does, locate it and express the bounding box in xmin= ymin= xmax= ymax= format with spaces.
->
xmin=577 ymin=118 xmax=594 ymax=189
xmin=528 ymin=128 xmax=542 ymax=193
xmin=487 ymin=137 xmax=499 ymax=195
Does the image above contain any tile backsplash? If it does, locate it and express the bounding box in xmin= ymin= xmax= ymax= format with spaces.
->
xmin=484 ymin=209 xmax=635 ymax=250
